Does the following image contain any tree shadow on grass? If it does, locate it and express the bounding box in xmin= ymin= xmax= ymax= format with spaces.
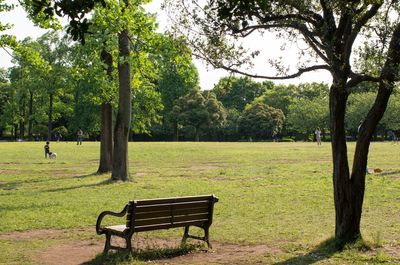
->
xmin=274 ymin=237 xmax=342 ymax=265
xmin=82 ymin=244 xmax=197 ymax=265
xmin=43 ymin=178 xmax=115 ymax=193
xmin=0 ymin=172 xmax=102 ymax=192
xmin=73 ymin=172 xmax=103 ymax=179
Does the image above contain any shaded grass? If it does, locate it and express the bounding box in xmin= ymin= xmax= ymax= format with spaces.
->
xmin=84 ymin=244 xmax=199 ymax=265
xmin=0 ymin=141 xmax=399 ymax=264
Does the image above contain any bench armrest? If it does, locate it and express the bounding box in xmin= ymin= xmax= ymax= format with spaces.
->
xmin=96 ymin=204 xmax=128 ymax=235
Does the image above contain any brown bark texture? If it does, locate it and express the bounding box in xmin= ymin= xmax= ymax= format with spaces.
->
xmin=111 ymin=19 xmax=132 ymax=181
xmin=331 ymin=23 xmax=400 ymax=244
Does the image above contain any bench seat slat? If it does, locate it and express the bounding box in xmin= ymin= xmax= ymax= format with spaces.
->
xmin=135 ymin=201 xmax=210 ymax=213
xmin=104 ymin=225 xmax=127 ymax=234
xmin=134 ymin=195 xmax=215 ymax=206
xmin=134 ymin=220 xmax=208 ymax=232
xmin=134 ymin=206 xmax=210 ymax=219
xmin=134 ymin=213 xmax=210 ymax=227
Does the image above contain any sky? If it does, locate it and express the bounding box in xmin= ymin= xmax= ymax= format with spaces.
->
xmin=0 ymin=0 xmax=332 ymax=90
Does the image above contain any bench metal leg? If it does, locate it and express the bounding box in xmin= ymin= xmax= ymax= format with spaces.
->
xmin=181 ymin=226 xmax=190 ymax=245
xmin=125 ymin=235 xmax=133 ymax=256
xmin=204 ymin=226 xmax=212 ymax=249
xmin=103 ymin=233 xmax=111 ymax=253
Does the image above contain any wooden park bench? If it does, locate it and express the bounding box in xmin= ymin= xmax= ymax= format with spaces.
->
xmin=96 ymin=194 xmax=219 ymax=254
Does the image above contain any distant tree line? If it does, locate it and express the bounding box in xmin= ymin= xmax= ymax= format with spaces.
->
xmin=1 ymin=41 xmax=400 ymax=142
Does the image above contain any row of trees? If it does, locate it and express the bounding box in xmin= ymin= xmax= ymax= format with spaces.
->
xmin=2 ymin=57 xmax=400 ymax=142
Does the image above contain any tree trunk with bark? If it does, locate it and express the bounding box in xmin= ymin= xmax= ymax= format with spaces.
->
xmin=97 ymin=49 xmax=114 ymax=174
xmin=47 ymin=93 xmax=53 ymax=141
xmin=28 ymin=90 xmax=33 ymax=141
xmin=111 ymin=7 xmax=131 ymax=181
xmin=332 ymin=23 xmax=400 ymax=245
xmin=98 ymin=103 xmax=113 ymax=173
xmin=19 ymin=96 xmax=25 ymax=140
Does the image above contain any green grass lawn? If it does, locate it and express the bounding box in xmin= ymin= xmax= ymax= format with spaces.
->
xmin=0 ymin=141 xmax=399 ymax=264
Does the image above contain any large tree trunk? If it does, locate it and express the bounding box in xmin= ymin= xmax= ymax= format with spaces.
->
xmin=330 ymin=81 xmax=357 ymax=244
xmin=47 ymin=93 xmax=53 ymax=141
xmin=111 ymin=11 xmax=131 ymax=181
xmin=98 ymin=103 xmax=113 ymax=173
xmin=98 ymin=49 xmax=114 ymax=174
xmin=19 ymin=96 xmax=25 ymax=140
xmin=28 ymin=90 xmax=33 ymax=141
xmin=332 ymin=23 xmax=400 ymax=246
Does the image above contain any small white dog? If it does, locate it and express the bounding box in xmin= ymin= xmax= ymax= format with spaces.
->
xmin=49 ymin=152 xmax=57 ymax=159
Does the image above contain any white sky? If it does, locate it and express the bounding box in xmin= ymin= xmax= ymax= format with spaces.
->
xmin=1 ymin=0 xmax=332 ymax=90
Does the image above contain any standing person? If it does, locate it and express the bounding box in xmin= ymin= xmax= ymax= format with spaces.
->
xmin=388 ymin=130 xmax=397 ymax=143
xmin=44 ymin=141 xmax=51 ymax=158
xmin=314 ymin=127 xmax=322 ymax=145
xmin=77 ymin=129 xmax=83 ymax=145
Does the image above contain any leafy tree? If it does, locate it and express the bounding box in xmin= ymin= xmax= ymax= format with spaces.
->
xmin=212 ymin=76 xmax=270 ymax=111
xmin=255 ymin=84 xmax=298 ymax=117
xmin=151 ymin=34 xmax=200 ymax=140
xmin=0 ymin=1 xmax=15 ymax=48
xmin=220 ymin=108 xmax=241 ymax=141
xmin=381 ymin=93 xmax=400 ymax=132
xmin=167 ymin=0 xmax=400 ymax=244
xmin=173 ymin=90 xmax=226 ymax=141
xmin=238 ymin=102 xmax=284 ymax=140
xmin=0 ymin=68 xmax=8 ymax=136
xmin=346 ymin=91 xmax=400 ymax=138
xmin=345 ymin=92 xmax=376 ymax=138
xmin=287 ymin=98 xmax=329 ymax=141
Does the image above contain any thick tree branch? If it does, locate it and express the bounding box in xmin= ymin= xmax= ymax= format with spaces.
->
xmin=319 ymin=0 xmax=336 ymax=32
xmin=353 ymin=22 xmax=400 ymax=183
xmin=214 ymin=63 xmax=330 ymax=80
xmin=344 ymin=4 xmax=382 ymax=60
xmin=346 ymin=72 xmax=381 ymax=88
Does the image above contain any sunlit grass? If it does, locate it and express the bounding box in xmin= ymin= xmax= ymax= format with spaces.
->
xmin=0 ymin=141 xmax=399 ymax=264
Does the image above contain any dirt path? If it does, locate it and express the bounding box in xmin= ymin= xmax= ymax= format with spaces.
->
xmin=0 ymin=228 xmax=282 ymax=265
xmin=2 ymin=228 xmax=398 ymax=265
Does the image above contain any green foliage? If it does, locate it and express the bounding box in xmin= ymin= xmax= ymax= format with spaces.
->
xmin=287 ymin=97 xmax=329 ymax=136
xmin=173 ymin=90 xmax=226 ymax=141
xmin=345 ymin=92 xmax=376 ymax=134
xmin=255 ymin=84 xmax=296 ymax=116
xmin=238 ymin=102 xmax=284 ymax=140
xmin=346 ymin=91 xmax=400 ymax=134
xmin=152 ymin=34 xmax=199 ymax=111
xmin=212 ymin=76 xmax=270 ymax=111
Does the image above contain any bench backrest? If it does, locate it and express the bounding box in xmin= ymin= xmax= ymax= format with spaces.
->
xmin=126 ymin=195 xmax=218 ymax=232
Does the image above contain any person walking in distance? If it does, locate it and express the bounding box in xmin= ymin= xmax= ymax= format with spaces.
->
xmin=44 ymin=141 xmax=51 ymax=158
xmin=77 ymin=129 xmax=83 ymax=145
xmin=314 ymin=127 xmax=322 ymax=146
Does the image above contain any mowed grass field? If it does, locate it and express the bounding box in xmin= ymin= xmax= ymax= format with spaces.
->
xmin=0 ymin=141 xmax=399 ymax=264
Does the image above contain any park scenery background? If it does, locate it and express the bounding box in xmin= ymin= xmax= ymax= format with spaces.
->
xmin=2 ymin=0 xmax=400 ymax=264
xmin=0 ymin=141 xmax=399 ymax=264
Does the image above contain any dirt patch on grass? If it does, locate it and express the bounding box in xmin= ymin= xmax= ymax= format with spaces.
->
xmin=1 ymin=228 xmax=281 ymax=265
xmin=157 ymin=242 xmax=281 ymax=265
xmin=33 ymin=238 xmax=280 ymax=265
xmin=0 ymin=169 xmax=26 ymax=174
xmin=0 ymin=228 xmax=92 ymax=241
xmin=384 ymin=245 xmax=400 ymax=259
xmin=34 ymin=240 xmax=101 ymax=265
xmin=191 ymin=165 xmax=219 ymax=171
